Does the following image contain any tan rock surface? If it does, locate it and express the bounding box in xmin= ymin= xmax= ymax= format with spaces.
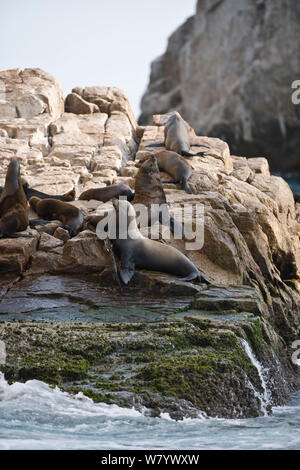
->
xmin=0 ymin=69 xmax=299 ymax=334
xmin=139 ymin=0 xmax=300 ymax=174
xmin=0 ymin=68 xmax=64 ymax=120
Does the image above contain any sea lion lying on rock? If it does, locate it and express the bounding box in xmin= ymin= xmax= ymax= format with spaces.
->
xmin=0 ymin=183 xmax=75 ymax=202
xmin=79 ymin=182 xmax=134 ymax=202
xmin=0 ymin=158 xmax=29 ymax=238
xmin=23 ymin=182 xmax=76 ymax=202
xmin=29 ymin=197 xmax=84 ymax=237
xmin=109 ymin=198 xmax=210 ymax=285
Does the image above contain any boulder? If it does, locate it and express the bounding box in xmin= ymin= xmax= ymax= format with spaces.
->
xmin=65 ymin=93 xmax=99 ymax=114
xmin=0 ymin=68 xmax=64 ymax=119
xmin=0 ymin=230 xmax=39 ymax=274
xmin=58 ymin=230 xmax=110 ymax=273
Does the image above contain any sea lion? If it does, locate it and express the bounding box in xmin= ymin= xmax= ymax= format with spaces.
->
xmin=29 ymin=197 xmax=83 ymax=237
xmin=133 ymin=154 xmax=183 ymax=236
xmin=0 ymin=158 xmax=29 ymax=238
xmin=147 ymin=113 xmax=209 ymax=157
xmin=79 ymin=182 xmax=134 ymax=202
xmin=23 ymin=182 xmax=76 ymax=202
xmin=139 ymin=150 xmax=193 ymax=194
xmin=0 ymin=183 xmax=75 ymax=202
xmin=109 ymin=198 xmax=209 ymax=285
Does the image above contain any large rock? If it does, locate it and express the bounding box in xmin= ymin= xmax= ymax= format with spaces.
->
xmin=129 ymin=112 xmax=300 ymax=342
xmin=0 ymin=68 xmax=64 ymax=120
xmin=139 ymin=0 xmax=300 ymax=174
xmin=0 ymin=230 xmax=39 ymax=274
xmin=0 ymin=67 xmax=300 ymax=419
xmin=71 ymin=86 xmax=138 ymax=167
xmin=0 ymin=69 xmax=139 ymax=196
xmin=58 ymin=230 xmax=111 ymax=273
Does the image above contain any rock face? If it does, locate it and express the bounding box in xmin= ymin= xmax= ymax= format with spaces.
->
xmin=0 ymin=67 xmax=300 ymax=419
xmin=0 ymin=68 xmax=138 ymax=201
xmin=139 ymin=0 xmax=300 ymax=174
xmin=0 ymin=68 xmax=64 ymax=120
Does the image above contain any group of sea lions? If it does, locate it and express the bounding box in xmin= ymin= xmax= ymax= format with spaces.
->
xmin=0 ymin=158 xmax=79 ymax=239
xmin=0 ymin=113 xmax=211 ymax=285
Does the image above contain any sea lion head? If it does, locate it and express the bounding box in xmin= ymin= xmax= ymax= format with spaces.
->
xmin=118 ymin=182 xmax=135 ymax=202
xmin=165 ymin=112 xmax=181 ymax=127
xmin=139 ymin=153 xmax=159 ymax=175
xmin=9 ymin=158 xmax=20 ymax=174
xmin=112 ymin=198 xmax=141 ymax=239
xmin=135 ymin=152 xmax=154 ymax=168
xmin=2 ymin=158 xmax=21 ymax=196
xmin=29 ymin=196 xmax=41 ymax=212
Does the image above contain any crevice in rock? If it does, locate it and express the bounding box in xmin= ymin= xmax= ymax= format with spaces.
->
xmin=0 ymin=276 xmax=22 ymax=302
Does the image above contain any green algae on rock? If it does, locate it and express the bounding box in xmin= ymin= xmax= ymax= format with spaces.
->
xmin=0 ymin=316 xmax=298 ymax=420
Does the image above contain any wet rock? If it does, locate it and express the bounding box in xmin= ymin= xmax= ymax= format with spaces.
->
xmin=99 ymin=268 xmax=204 ymax=296
xmin=193 ymin=285 xmax=263 ymax=315
xmin=1 ymin=317 xmax=298 ymax=419
xmin=0 ymin=67 xmax=299 ymax=419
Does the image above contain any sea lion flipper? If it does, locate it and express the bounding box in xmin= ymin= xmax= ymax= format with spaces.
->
xmin=191 ymin=144 xmax=210 ymax=149
xmin=119 ymin=262 xmax=135 ymax=285
xmin=198 ymin=274 xmax=211 ymax=284
xmin=29 ymin=219 xmax=50 ymax=228
xmin=24 ymin=185 xmax=76 ymax=202
xmin=62 ymin=187 xmax=76 ymax=202
xmin=180 ymin=151 xmax=195 ymax=158
xmin=162 ymin=179 xmax=180 ymax=184
xmin=179 ymin=270 xmax=210 ymax=284
xmin=145 ymin=142 xmax=165 ymax=148
xmin=5 ymin=233 xmax=35 ymax=239
xmin=169 ymin=216 xmax=185 ymax=238
xmin=182 ymin=180 xmax=193 ymax=194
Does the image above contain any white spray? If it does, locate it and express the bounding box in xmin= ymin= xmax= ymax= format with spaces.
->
xmin=240 ymin=338 xmax=271 ymax=416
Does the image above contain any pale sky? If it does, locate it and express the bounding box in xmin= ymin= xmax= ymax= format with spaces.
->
xmin=1 ymin=0 xmax=196 ymax=118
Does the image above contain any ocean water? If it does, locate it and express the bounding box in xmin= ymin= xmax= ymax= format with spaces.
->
xmin=282 ymin=175 xmax=300 ymax=193
xmin=0 ymin=372 xmax=300 ymax=451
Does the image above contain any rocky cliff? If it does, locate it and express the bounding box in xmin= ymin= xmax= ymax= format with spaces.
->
xmin=139 ymin=0 xmax=300 ymax=175
xmin=0 ymin=67 xmax=300 ymax=419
